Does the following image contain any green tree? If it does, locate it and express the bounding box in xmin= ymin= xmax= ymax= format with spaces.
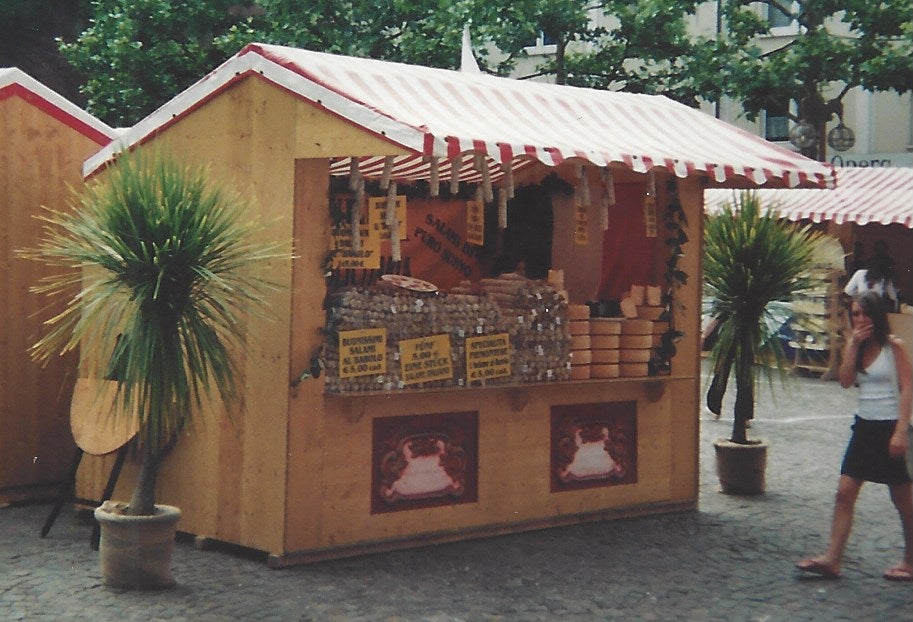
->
xmin=711 ymin=0 xmax=913 ymax=160
xmin=58 ymin=0 xmax=257 ymax=126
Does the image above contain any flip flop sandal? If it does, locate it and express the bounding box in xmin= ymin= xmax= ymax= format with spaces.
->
xmin=883 ymin=567 xmax=913 ymax=582
xmin=795 ymin=559 xmax=841 ymax=579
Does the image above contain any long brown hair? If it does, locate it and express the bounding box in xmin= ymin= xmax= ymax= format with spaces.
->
xmin=853 ymin=290 xmax=891 ymax=371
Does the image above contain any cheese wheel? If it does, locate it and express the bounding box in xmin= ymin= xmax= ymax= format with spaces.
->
xmin=590 ymin=363 xmax=620 ymax=379
xmin=619 ymin=348 xmax=652 ymax=363
xmin=590 ymin=335 xmax=620 ymax=349
xmin=591 ymin=348 xmax=620 ymax=363
xmin=629 ymin=284 xmax=645 ymax=306
xmin=637 ymin=306 xmax=665 ymax=321
xmin=646 ymin=285 xmax=663 ymax=307
xmin=567 ymin=304 xmax=591 ymax=320
xmin=653 ymin=334 xmax=664 ymax=347
xmin=569 ymin=320 xmax=590 ymax=336
xmin=621 ymin=320 xmax=653 ymax=335
xmin=619 ymin=334 xmax=653 ymax=349
xmin=620 ymin=296 xmax=638 ymax=318
xmin=570 ymin=349 xmax=592 ymax=365
xmin=590 ymin=318 xmax=622 ymax=335
xmin=569 ymin=364 xmax=591 ymax=380
xmin=620 ymin=362 xmax=649 ymax=377
xmin=652 ymin=321 xmax=670 ymax=334
xmin=570 ymin=335 xmax=591 ymax=350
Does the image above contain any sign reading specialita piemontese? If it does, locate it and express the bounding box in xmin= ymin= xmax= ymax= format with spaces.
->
xmin=466 ymin=333 xmax=511 ymax=381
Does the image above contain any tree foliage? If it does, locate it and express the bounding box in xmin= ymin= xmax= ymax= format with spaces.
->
xmin=58 ymin=0 xmax=913 ymax=133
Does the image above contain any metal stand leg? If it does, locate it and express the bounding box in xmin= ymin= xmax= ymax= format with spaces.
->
xmin=40 ymin=449 xmax=83 ymax=538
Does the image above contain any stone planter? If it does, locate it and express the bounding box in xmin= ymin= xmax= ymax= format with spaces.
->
xmin=713 ymin=438 xmax=768 ymax=495
xmin=94 ymin=501 xmax=181 ymax=589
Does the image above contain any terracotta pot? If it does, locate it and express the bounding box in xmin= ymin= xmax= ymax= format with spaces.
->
xmin=713 ymin=438 xmax=768 ymax=495
xmin=94 ymin=501 xmax=181 ymax=589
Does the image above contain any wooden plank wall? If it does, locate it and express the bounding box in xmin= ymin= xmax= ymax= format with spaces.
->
xmin=0 ymin=95 xmax=98 ymax=500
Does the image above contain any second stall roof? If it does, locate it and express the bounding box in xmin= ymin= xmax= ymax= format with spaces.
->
xmin=85 ymin=42 xmax=834 ymax=189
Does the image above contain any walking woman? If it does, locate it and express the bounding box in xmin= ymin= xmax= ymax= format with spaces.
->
xmin=796 ymin=290 xmax=913 ymax=580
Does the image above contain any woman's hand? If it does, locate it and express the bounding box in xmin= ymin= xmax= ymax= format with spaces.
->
xmin=889 ymin=427 xmax=909 ymax=459
xmin=850 ymin=319 xmax=873 ymax=346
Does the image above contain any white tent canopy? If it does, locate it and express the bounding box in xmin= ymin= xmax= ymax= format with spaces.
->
xmin=705 ymin=167 xmax=913 ymax=229
xmin=85 ymin=43 xmax=834 ymax=190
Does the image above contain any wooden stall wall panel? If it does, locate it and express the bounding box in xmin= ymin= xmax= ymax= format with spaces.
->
xmin=74 ymin=78 xmax=296 ymax=554
xmin=668 ymin=379 xmax=699 ymax=501
xmin=286 ymin=380 xmax=685 ymax=558
xmin=294 ymin=102 xmax=408 ymax=159
xmin=284 ymin=158 xmax=334 ymax=553
xmin=0 ymin=96 xmax=89 ymax=497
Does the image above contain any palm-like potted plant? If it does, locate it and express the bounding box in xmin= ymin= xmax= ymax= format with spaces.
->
xmin=26 ymin=148 xmax=281 ymax=588
xmin=703 ymin=191 xmax=827 ymax=495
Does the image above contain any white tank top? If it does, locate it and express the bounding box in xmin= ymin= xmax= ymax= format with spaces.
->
xmin=857 ymin=345 xmax=899 ymax=421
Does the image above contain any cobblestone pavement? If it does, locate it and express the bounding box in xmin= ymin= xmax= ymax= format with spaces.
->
xmin=4 ymin=366 xmax=913 ymax=621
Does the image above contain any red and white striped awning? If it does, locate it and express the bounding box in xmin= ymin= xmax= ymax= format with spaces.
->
xmin=84 ymin=42 xmax=834 ymax=189
xmin=1 ymin=67 xmax=117 ymax=146
xmin=705 ymin=167 xmax=913 ymax=229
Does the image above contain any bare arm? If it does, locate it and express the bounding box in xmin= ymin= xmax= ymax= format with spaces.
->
xmin=889 ymin=337 xmax=913 ymax=458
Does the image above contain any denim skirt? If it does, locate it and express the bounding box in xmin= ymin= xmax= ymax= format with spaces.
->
xmin=841 ymin=416 xmax=912 ymax=485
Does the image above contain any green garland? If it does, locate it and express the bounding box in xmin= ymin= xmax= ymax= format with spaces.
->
xmin=649 ymin=178 xmax=687 ymax=375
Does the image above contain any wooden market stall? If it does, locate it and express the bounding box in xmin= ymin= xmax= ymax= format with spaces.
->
xmin=75 ymin=43 xmax=833 ymax=565
xmin=0 ymin=68 xmax=117 ymax=503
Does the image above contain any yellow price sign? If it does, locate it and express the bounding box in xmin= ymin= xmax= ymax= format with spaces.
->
xmin=399 ymin=334 xmax=453 ymax=385
xmin=338 ymin=328 xmax=387 ymax=378
xmin=465 ymin=333 xmax=511 ymax=381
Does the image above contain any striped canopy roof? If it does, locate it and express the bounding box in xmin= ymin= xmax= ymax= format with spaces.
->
xmin=0 ymin=67 xmax=117 ymax=146
xmin=705 ymin=167 xmax=913 ymax=229
xmin=85 ymin=42 xmax=834 ymax=189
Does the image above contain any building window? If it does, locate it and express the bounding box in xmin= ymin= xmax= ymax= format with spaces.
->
xmin=764 ymin=101 xmax=790 ymax=142
xmin=526 ymin=31 xmax=558 ymax=54
xmin=765 ymin=2 xmax=798 ymax=33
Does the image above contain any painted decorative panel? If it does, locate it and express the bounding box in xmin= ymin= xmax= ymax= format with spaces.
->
xmin=372 ymin=411 xmax=478 ymax=514
xmin=551 ymin=402 xmax=637 ymax=492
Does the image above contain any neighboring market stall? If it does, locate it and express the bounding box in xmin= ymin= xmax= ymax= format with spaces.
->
xmin=0 ymin=68 xmax=116 ymax=503
xmin=74 ymin=43 xmax=833 ymax=565
xmin=705 ymin=168 xmax=913 ymax=375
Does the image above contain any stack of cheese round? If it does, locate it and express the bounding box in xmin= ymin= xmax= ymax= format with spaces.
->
xmin=636 ymin=305 xmax=665 ymax=321
xmin=619 ymin=319 xmax=654 ymax=377
xmin=589 ymin=318 xmax=621 ymax=378
xmin=568 ymin=304 xmax=591 ymax=380
xmin=652 ymin=321 xmax=670 ymax=347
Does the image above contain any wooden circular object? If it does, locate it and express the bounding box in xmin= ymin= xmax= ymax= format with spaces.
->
xmin=70 ymin=378 xmax=139 ymax=456
xmin=568 ymin=320 xmax=590 ymax=336
xmin=569 ymin=349 xmax=593 ymax=365
xmin=570 ymin=335 xmax=591 ymax=350
xmin=567 ymin=304 xmax=591 ymax=321
xmin=590 ymin=335 xmax=620 ymax=349
xmin=619 ymin=362 xmax=649 ymax=377
xmin=569 ymin=364 xmax=591 ymax=380
xmin=590 ymin=319 xmax=622 ymax=335
xmin=620 ymin=319 xmax=653 ymax=335
xmin=619 ymin=334 xmax=653 ymax=349
xmin=590 ymin=363 xmax=620 ymax=379
xmin=652 ymin=322 xmax=670 ymax=334
xmin=591 ymin=348 xmax=620 ymax=364
xmin=637 ymin=306 xmax=665 ymax=321
xmin=619 ymin=348 xmax=652 ymax=363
